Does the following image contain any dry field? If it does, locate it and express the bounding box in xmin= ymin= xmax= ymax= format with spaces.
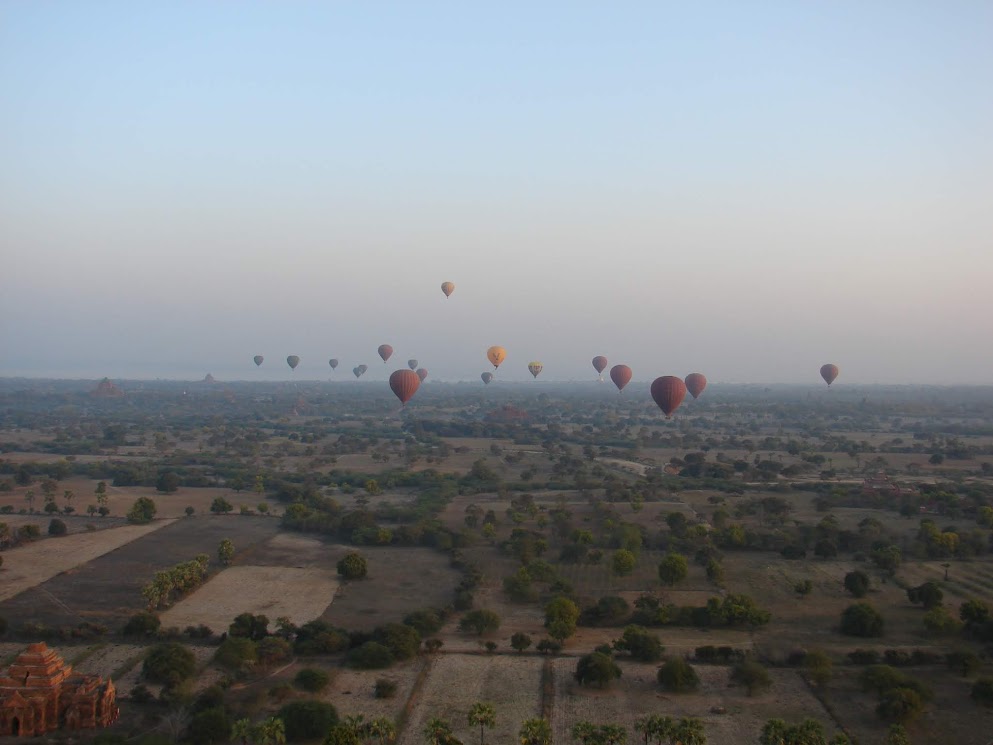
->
xmin=898 ymin=560 xmax=993 ymax=604
xmin=160 ymin=566 xmax=339 ymax=631
xmin=398 ymin=653 xmax=544 ymax=745
xmin=0 ymin=520 xmax=174 ymax=602
xmin=323 ymin=657 xmax=425 ymax=724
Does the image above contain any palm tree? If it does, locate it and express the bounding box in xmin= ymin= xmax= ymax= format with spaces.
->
xmin=231 ymin=718 xmax=253 ymax=745
xmin=519 ymin=718 xmax=552 ymax=745
xmin=672 ymin=718 xmax=706 ymax=745
xmin=634 ymin=715 xmax=674 ymax=745
xmin=366 ymin=718 xmax=397 ymax=745
xmin=424 ymin=717 xmax=460 ymax=745
xmin=467 ymin=703 xmax=496 ymax=745
xmin=254 ymin=717 xmax=286 ymax=745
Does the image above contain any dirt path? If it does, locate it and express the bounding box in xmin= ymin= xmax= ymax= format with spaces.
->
xmin=0 ymin=520 xmax=176 ymax=602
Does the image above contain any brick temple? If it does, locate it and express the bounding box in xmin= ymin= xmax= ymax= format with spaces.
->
xmin=0 ymin=643 xmax=118 ymax=737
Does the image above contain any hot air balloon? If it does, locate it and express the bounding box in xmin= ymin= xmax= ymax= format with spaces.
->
xmin=389 ymin=369 xmax=420 ymax=406
xmin=481 ymin=372 xmax=493 ymax=385
xmin=592 ymin=356 xmax=608 ymax=380
xmin=253 ymin=355 xmax=264 ymax=367
xmin=329 ymin=359 xmax=339 ymax=370
xmin=408 ymin=359 xmax=418 ymax=370
xmin=486 ymin=346 xmax=506 ymax=369
xmin=286 ymin=355 xmax=300 ymax=370
xmin=378 ymin=345 xmax=394 ymax=363
xmin=610 ymin=364 xmax=632 ymax=392
xmin=651 ymin=376 xmax=687 ymax=418
xmin=528 ymin=361 xmax=543 ymax=379
xmin=416 ymin=368 xmax=428 ymax=382
xmin=353 ymin=366 xmax=361 ymax=378
xmin=358 ymin=364 xmax=368 ymax=375
xmin=684 ymin=373 xmax=707 ymax=399
xmin=441 ymin=281 xmax=455 ymax=298
xmin=820 ymin=364 xmax=839 ymax=386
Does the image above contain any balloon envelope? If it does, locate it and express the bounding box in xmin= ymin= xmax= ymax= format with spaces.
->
xmin=650 ymin=376 xmax=687 ymax=418
xmin=592 ymin=356 xmax=608 ymax=376
xmin=481 ymin=372 xmax=493 ymax=385
xmin=528 ymin=361 xmax=543 ymax=379
xmin=253 ymin=355 xmax=264 ymax=367
xmin=416 ymin=368 xmax=428 ymax=382
xmin=389 ymin=369 xmax=420 ymax=405
xmin=610 ymin=364 xmax=632 ymax=391
xmin=820 ymin=364 xmax=840 ymax=386
xmin=441 ymin=281 xmax=455 ymax=298
xmin=486 ymin=346 xmax=506 ymax=369
xmin=408 ymin=359 xmax=418 ymax=370
xmin=286 ymin=355 xmax=300 ymax=370
xmin=358 ymin=364 xmax=368 ymax=374
xmin=329 ymin=359 xmax=339 ymax=370
xmin=684 ymin=373 xmax=707 ymax=399
xmin=353 ymin=367 xmax=361 ymax=378
xmin=378 ymin=345 xmax=394 ymax=363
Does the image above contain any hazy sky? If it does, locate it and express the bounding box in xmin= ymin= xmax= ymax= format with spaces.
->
xmin=2 ymin=2 xmax=992 ymax=384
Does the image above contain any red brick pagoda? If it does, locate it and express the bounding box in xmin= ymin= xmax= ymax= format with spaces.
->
xmin=0 ymin=643 xmax=118 ymax=737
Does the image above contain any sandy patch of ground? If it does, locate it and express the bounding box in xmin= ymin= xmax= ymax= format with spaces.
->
xmin=159 ymin=566 xmax=338 ymax=631
xmin=0 ymin=520 xmax=174 ymax=602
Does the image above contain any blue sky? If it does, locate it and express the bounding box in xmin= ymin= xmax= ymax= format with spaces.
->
xmin=2 ymin=2 xmax=992 ymax=382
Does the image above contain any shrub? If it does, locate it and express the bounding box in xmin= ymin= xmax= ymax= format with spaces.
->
xmin=188 ymin=707 xmax=230 ymax=745
xmin=127 ymin=497 xmax=157 ymax=524
xmin=841 ymin=603 xmax=884 ymax=637
xmin=657 ymin=657 xmax=700 ymax=693
xmin=613 ymin=625 xmax=664 ymax=662
xmin=844 ymin=570 xmax=870 ymax=598
xmin=122 ymin=612 xmax=161 ymax=638
xmin=142 ymin=642 xmax=196 ymax=687
xmin=374 ymin=679 xmax=398 ymax=698
xmin=294 ymin=668 xmax=331 ymax=693
xmin=730 ymin=660 xmax=771 ymax=696
xmin=575 ymin=652 xmax=622 ymax=688
xmin=348 ymin=641 xmax=394 ymax=669
xmin=337 ymin=552 xmax=368 ymax=580
xmin=214 ymin=636 xmax=257 ymax=670
xmin=47 ymin=518 xmax=67 ymax=536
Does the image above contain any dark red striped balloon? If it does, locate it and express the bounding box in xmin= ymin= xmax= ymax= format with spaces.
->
xmin=650 ymin=376 xmax=687 ymax=418
xmin=389 ymin=369 xmax=420 ymax=405
xmin=609 ymin=365 xmax=632 ymax=392
xmin=684 ymin=373 xmax=707 ymax=399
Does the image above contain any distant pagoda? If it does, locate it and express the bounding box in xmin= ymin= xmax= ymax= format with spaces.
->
xmin=91 ymin=378 xmax=124 ymax=398
xmin=0 ymin=643 xmax=118 ymax=737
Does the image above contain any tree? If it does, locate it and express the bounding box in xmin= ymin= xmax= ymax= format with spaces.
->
xmin=884 ymin=724 xmax=911 ymax=745
xmin=278 ymin=700 xmax=338 ymax=741
xmin=843 ymin=570 xmax=870 ymax=598
xmin=511 ymin=632 xmax=533 ymax=653
xmin=210 ymin=496 xmax=234 ymax=514
xmin=337 ymin=552 xmax=368 ymax=580
xmin=657 ymin=657 xmax=700 ymax=693
xmin=575 ymin=652 xmax=621 ymax=688
xmin=760 ymin=718 xmax=832 ymax=745
xmin=366 ymin=718 xmax=397 ymax=745
xmin=127 ymin=496 xmax=157 ymax=524
xmin=705 ymin=558 xmax=724 ymax=586
xmin=295 ymin=668 xmax=331 ymax=692
xmin=142 ymin=642 xmax=196 ymax=687
xmin=467 ymin=702 xmax=496 ymax=745
xmin=959 ymin=598 xmax=990 ymax=626
xmin=673 ymin=718 xmax=707 ymax=745
xmin=230 ymin=612 xmax=269 ymax=640
xmin=612 ymin=549 xmax=637 ymax=576
xmin=804 ymin=650 xmax=833 ymax=688
xmin=730 ymin=660 xmax=771 ymax=696
xmin=545 ymin=596 xmax=580 ymax=641
xmin=971 ymin=677 xmax=993 ymax=707
xmin=156 ymin=472 xmax=180 ymax=493
xmin=613 ymin=626 xmax=664 ymax=663
xmin=423 ymin=717 xmax=461 ymax=745
xmin=519 ymin=718 xmax=552 ymax=745
xmin=906 ymin=581 xmax=943 ymax=609
xmin=122 ymin=611 xmax=161 ymax=638
xmin=218 ymin=538 xmax=235 ymax=567
xmin=572 ymin=722 xmax=628 ymax=745
xmin=658 ymin=552 xmax=688 ymax=586
xmin=840 ymin=603 xmax=884 ymax=637
xmin=876 ymin=687 xmax=924 ymax=723
xmin=634 ymin=715 xmax=674 ymax=745
xmin=459 ymin=609 xmax=501 ymax=635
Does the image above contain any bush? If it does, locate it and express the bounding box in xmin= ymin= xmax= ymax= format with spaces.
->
xmin=142 ymin=642 xmax=196 ymax=687
xmin=277 ymin=700 xmax=338 ymax=741
xmin=374 ymin=678 xmax=398 ymax=698
xmin=214 ymin=636 xmax=257 ymax=670
xmin=127 ymin=497 xmax=157 ymax=524
xmin=122 ymin=612 xmax=161 ymax=638
xmin=337 ymin=552 xmax=368 ymax=580
xmin=188 ymin=707 xmax=230 ymax=745
xmin=294 ymin=668 xmax=331 ymax=693
xmin=972 ymin=678 xmax=993 ymax=707
xmin=613 ymin=625 xmax=664 ymax=662
xmin=403 ymin=609 xmax=445 ymax=636
xmin=841 ymin=603 xmax=885 ymax=637
xmin=657 ymin=657 xmax=700 ymax=693
xmin=876 ymin=687 xmax=924 ymax=723
xmin=575 ymin=652 xmax=622 ymax=688
xmin=844 ymin=570 xmax=870 ymax=598
xmin=47 ymin=518 xmax=67 ymax=536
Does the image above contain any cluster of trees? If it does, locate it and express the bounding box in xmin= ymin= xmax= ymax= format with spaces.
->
xmin=141 ymin=554 xmax=210 ymax=610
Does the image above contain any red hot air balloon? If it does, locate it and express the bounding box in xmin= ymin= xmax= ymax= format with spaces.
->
xmin=684 ymin=373 xmax=707 ymax=399
xmin=820 ymin=364 xmax=839 ymax=386
xmin=609 ymin=364 xmax=632 ymax=392
xmin=378 ymin=345 xmax=394 ymax=363
xmin=651 ymin=376 xmax=687 ymax=418
xmin=253 ymin=355 xmax=264 ymax=367
xmin=408 ymin=359 xmax=418 ymax=370
xmin=389 ymin=369 xmax=420 ymax=406
xmin=481 ymin=372 xmax=493 ymax=385
xmin=416 ymin=368 xmax=428 ymax=381
xmin=592 ymin=356 xmax=608 ymax=380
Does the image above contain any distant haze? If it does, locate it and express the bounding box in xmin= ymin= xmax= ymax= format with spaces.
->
xmin=2 ymin=3 xmax=992 ymax=384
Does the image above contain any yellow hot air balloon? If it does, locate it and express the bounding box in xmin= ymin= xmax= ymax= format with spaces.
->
xmin=486 ymin=346 xmax=506 ymax=369
xmin=528 ymin=361 xmax=543 ymax=379
xmin=441 ymin=281 xmax=455 ymax=298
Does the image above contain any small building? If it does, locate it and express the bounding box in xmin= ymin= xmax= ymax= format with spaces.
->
xmin=0 ymin=643 xmax=118 ymax=737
